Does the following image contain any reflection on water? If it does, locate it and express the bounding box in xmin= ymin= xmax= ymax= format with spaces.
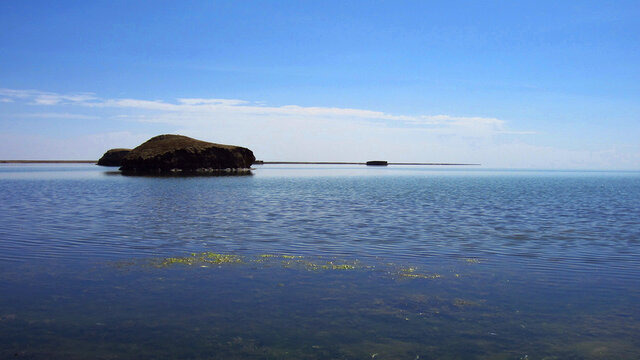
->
xmin=0 ymin=164 xmax=639 ymax=358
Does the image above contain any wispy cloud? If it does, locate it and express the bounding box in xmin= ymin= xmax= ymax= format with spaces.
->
xmin=15 ymin=112 xmax=101 ymax=120
xmin=2 ymin=87 xmax=638 ymax=169
xmin=33 ymin=93 xmax=97 ymax=105
xmin=2 ymin=87 xmax=579 ymax=166
xmin=0 ymin=88 xmax=35 ymax=99
xmin=0 ymin=88 xmax=97 ymax=105
xmin=177 ymin=98 xmax=249 ymax=106
xmin=0 ymin=87 xmax=531 ymax=136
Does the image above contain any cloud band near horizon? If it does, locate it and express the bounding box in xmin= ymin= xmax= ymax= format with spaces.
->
xmin=1 ymin=87 xmax=638 ymax=170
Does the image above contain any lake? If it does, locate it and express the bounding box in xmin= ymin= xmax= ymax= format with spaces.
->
xmin=1 ymin=164 xmax=639 ymax=359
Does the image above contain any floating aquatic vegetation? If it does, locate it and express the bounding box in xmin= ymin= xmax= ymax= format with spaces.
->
xmin=463 ymin=258 xmax=481 ymax=264
xmin=258 ymin=254 xmax=359 ymax=271
xmin=398 ymin=273 xmax=442 ymax=279
xmin=159 ymin=252 xmax=243 ymax=267
xmin=276 ymin=258 xmax=359 ymax=272
xmin=147 ymin=251 xmax=454 ymax=282
xmin=154 ymin=252 xmax=360 ymax=273
xmin=325 ymin=263 xmax=356 ymax=270
xmin=258 ymin=254 xmax=302 ymax=259
xmin=304 ymin=261 xmax=356 ymax=271
xmin=396 ymin=267 xmax=442 ymax=280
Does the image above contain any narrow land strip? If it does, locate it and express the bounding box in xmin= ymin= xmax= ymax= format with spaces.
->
xmin=0 ymin=160 xmax=97 ymax=163
xmin=259 ymin=161 xmax=480 ymax=166
xmin=1 ymin=160 xmax=480 ymax=165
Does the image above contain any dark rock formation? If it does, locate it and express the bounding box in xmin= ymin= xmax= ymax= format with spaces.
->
xmin=366 ymin=160 xmax=388 ymax=166
xmin=97 ymin=148 xmax=131 ymax=166
xmin=119 ymin=135 xmax=255 ymax=174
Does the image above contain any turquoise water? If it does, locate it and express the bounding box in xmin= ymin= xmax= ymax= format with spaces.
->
xmin=1 ymin=164 xmax=639 ymax=359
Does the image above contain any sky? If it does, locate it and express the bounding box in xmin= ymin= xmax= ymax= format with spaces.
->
xmin=1 ymin=0 xmax=639 ymax=169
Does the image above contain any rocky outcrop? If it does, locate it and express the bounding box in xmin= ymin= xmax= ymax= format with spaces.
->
xmin=97 ymin=148 xmax=131 ymax=166
xmin=366 ymin=160 xmax=388 ymax=166
xmin=119 ymin=135 xmax=255 ymax=174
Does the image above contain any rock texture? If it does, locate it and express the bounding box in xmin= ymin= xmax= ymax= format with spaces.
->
xmin=119 ymin=135 xmax=255 ymax=174
xmin=97 ymin=148 xmax=131 ymax=166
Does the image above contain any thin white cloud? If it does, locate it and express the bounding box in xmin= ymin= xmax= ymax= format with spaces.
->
xmin=5 ymin=87 xmax=590 ymax=166
xmin=0 ymin=88 xmax=36 ymax=98
xmin=0 ymin=87 xmax=527 ymax=134
xmin=177 ymin=98 xmax=248 ymax=106
xmin=95 ymin=96 xmax=519 ymax=136
xmin=495 ymin=130 xmax=538 ymax=135
xmin=15 ymin=112 xmax=100 ymax=120
xmin=0 ymin=88 xmax=97 ymax=105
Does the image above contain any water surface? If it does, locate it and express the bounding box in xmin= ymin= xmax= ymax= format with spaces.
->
xmin=1 ymin=164 xmax=639 ymax=359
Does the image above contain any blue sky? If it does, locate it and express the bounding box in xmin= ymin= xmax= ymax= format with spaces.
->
xmin=1 ymin=0 xmax=639 ymax=169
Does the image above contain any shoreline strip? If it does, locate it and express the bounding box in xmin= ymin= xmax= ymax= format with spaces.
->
xmin=1 ymin=160 xmax=480 ymax=166
xmin=0 ymin=160 xmax=97 ymax=163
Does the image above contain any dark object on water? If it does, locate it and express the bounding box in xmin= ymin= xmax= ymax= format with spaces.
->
xmin=366 ymin=161 xmax=388 ymax=166
xmin=97 ymin=148 xmax=131 ymax=166
xmin=119 ymin=134 xmax=255 ymax=174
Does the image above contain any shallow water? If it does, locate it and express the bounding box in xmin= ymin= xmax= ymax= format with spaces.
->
xmin=0 ymin=164 xmax=639 ymax=359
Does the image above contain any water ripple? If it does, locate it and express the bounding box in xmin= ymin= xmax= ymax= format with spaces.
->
xmin=1 ymin=166 xmax=639 ymax=282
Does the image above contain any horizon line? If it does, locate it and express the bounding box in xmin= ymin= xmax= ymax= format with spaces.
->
xmin=0 ymin=160 xmax=481 ymax=166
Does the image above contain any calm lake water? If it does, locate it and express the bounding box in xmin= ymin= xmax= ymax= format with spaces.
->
xmin=1 ymin=164 xmax=639 ymax=359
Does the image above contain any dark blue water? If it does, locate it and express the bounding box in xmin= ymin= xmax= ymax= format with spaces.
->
xmin=1 ymin=164 xmax=639 ymax=359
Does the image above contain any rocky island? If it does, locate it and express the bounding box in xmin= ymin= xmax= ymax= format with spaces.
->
xmin=97 ymin=148 xmax=131 ymax=166
xmin=103 ymin=134 xmax=255 ymax=175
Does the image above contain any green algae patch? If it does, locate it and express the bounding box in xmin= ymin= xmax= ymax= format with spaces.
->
xmin=397 ymin=267 xmax=442 ymax=280
xmin=158 ymin=252 xmax=243 ymax=267
xmin=324 ymin=263 xmax=356 ymax=270
xmin=258 ymin=254 xmax=301 ymax=259
xmin=398 ymin=273 xmax=441 ymax=279
xmin=305 ymin=261 xmax=357 ymax=271
xmin=275 ymin=258 xmax=359 ymax=272
xmin=256 ymin=254 xmax=304 ymax=263
xmin=154 ymin=252 xmax=360 ymax=272
xmin=149 ymin=251 xmax=455 ymax=281
xmin=201 ymin=252 xmax=243 ymax=264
